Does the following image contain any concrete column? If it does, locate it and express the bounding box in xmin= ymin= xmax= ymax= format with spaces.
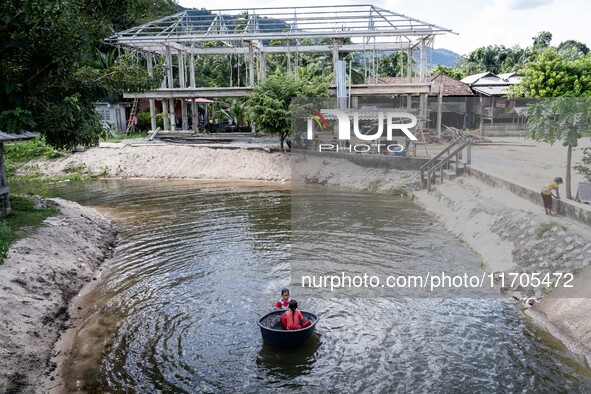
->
xmin=179 ymin=51 xmax=186 ymax=88
xmin=248 ymin=42 xmax=255 ymax=86
xmin=166 ymin=46 xmax=174 ymax=88
xmin=149 ymin=99 xmax=157 ymax=131
xmin=332 ymin=40 xmax=339 ymax=84
xmin=181 ymin=99 xmax=188 ymax=131
xmin=189 ymin=53 xmax=196 ymax=88
xmin=162 ymin=100 xmax=170 ymax=131
xmin=147 ymin=53 xmax=157 ymax=131
xmin=437 ymin=85 xmax=443 ymax=136
xmin=169 ymin=99 xmax=176 ymax=131
xmin=419 ymin=38 xmax=427 ymax=83
xmin=191 ymin=100 xmax=198 ymax=132
xmin=259 ymin=50 xmax=266 ymax=81
xmin=406 ymin=48 xmax=412 ymax=82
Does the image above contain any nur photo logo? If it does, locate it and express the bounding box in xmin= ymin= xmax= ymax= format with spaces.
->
xmin=306 ymin=109 xmax=419 ymax=154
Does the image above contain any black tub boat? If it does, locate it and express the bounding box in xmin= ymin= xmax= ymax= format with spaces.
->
xmin=258 ymin=310 xmax=319 ymax=348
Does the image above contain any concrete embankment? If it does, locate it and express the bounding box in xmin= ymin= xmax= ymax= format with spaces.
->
xmin=0 ymin=199 xmax=116 ymax=393
xmin=414 ymin=175 xmax=591 ymax=365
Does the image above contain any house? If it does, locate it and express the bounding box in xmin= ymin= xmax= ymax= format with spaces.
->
xmin=362 ymin=74 xmax=474 ymax=129
xmin=461 ymin=72 xmax=528 ymax=127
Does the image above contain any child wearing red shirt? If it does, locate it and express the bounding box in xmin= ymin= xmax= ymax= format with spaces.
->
xmin=280 ymin=300 xmax=312 ymax=330
xmin=274 ymin=288 xmax=290 ymax=310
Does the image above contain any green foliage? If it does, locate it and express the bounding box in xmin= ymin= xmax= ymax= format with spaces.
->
xmin=524 ymin=98 xmax=591 ymax=145
xmin=532 ymin=31 xmax=553 ymax=53
xmin=536 ymin=221 xmax=565 ymax=237
xmin=0 ymin=0 xmax=177 ymax=150
xmin=516 ymin=49 xmax=591 ymax=97
xmin=457 ymin=44 xmax=529 ymax=75
xmin=0 ymin=196 xmax=58 ymax=263
xmin=431 ymin=65 xmax=464 ymax=80
xmin=378 ymin=51 xmax=413 ymax=78
xmin=4 ymin=138 xmax=63 ymax=180
xmin=228 ymin=99 xmax=247 ymax=129
xmin=246 ymin=72 xmax=330 ymax=147
xmin=575 ymin=147 xmax=591 ymax=182
xmin=137 ymin=111 xmax=164 ymax=131
xmin=557 ymin=40 xmax=590 ymax=61
xmin=75 ymin=52 xmax=166 ymax=98
xmin=0 ymin=108 xmax=36 ymax=134
xmin=5 ymin=138 xmax=63 ymax=162
xmin=524 ymin=97 xmax=591 ymax=198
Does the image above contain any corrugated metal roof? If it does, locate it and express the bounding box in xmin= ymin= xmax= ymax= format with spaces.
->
xmin=471 ymin=86 xmax=511 ymax=96
xmin=0 ymin=131 xmax=38 ymax=142
xmin=460 ymin=72 xmax=494 ymax=85
xmin=462 ymin=71 xmax=522 ymax=87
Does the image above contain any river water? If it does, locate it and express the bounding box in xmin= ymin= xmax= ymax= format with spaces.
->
xmin=21 ymin=179 xmax=591 ymax=392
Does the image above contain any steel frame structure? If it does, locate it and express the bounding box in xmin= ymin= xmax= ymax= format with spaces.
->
xmin=106 ymin=4 xmax=455 ymax=132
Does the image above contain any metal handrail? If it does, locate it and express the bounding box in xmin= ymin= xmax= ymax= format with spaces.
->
xmin=425 ymin=139 xmax=471 ymax=192
xmin=420 ymin=137 xmax=462 ymax=187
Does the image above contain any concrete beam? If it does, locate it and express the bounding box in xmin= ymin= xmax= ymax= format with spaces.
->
xmin=123 ymin=83 xmax=434 ymax=100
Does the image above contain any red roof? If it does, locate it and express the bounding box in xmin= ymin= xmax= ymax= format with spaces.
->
xmin=365 ymin=74 xmax=473 ymax=96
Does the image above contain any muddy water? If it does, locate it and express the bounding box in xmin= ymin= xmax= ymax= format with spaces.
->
xmin=24 ymin=179 xmax=591 ymax=392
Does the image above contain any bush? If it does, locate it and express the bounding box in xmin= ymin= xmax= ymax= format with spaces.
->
xmin=5 ymin=138 xmax=63 ymax=162
xmin=137 ymin=110 xmax=163 ymax=131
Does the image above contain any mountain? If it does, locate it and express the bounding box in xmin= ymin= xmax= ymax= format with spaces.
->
xmin=412 ymin=48 xmax=461 ymax=67
xmin=431 ymin=48 xmax=461 ymax=67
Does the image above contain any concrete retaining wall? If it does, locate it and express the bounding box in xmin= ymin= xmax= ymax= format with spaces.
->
xmin=467 ymin=166 xmax=591 ymax=226
xmin=299 ymin=150 xmax=430 ymax=171
xmin=481 ymin=124 xmax=526 ymax=137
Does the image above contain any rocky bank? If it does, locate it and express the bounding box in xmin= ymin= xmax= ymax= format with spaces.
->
xmin=414 ymin=176 xmax=591 ymax=365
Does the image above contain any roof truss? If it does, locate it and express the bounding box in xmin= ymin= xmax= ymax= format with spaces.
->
xmin=107 ymin=4 xmax=455 ymax=55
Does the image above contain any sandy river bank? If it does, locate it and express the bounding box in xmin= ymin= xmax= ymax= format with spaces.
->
xmin=0 ymin=199 xmax=116 ymax=393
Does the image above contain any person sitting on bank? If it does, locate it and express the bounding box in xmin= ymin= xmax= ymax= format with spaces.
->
xmin=280 ymin=300 xmax=312 ymax=330
xmin=541 ymin=177 xmax=562 ymax=215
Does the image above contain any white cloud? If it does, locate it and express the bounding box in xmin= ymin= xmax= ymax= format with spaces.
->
xmin=509 ymin=0 xmax=554 ymax=10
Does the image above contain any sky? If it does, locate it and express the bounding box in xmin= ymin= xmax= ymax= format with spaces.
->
xmin=177 ymin=0 xmax=591 ymax=55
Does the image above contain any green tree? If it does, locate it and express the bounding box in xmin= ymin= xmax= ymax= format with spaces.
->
xmin=557 ymin=40 xmax=590 ymax=61
xmin=457 ymin=44 xmax=529 ymax=75
xmin=575 ymin=148 xmax=591 ymax=183
xmin=228 ymin=99 xmax=247 ymax=131
xmin=0 ymin=0 xmax=176 ymax=149
xmin=246 ymin=72 xmax=330 ymax=149
xmin=517 ymin=48 xmax=591 ymax=199
xmin=532 ymin=31 xmax=553 ymax=53
xmin=378 ymin=51 xmax=412 ymax=78
xmin=515 ymin=49 xmax=591 ymax=97
xmin=430 ymin=65 xmax=464 ymax=80
xmin=524 ymin=98 xmax=591 ymax=199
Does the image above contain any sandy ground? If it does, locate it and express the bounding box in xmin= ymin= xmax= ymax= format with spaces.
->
xmin=0 ymin=199 xmax=116 ymax=393
xmin=22 ymin=144 xmax=292 ymax=182
xmin=470 ymin=136 xmax=591 ymax=193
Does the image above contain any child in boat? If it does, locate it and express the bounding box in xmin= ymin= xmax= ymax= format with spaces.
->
xmin=274 ymin=288 xmax=290 ymax=310
xmin=280 ymin=300 xmax=312 ymax=330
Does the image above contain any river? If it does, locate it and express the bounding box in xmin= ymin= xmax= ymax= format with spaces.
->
xmin=20 ymin=179 xmax=591 ymax=392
